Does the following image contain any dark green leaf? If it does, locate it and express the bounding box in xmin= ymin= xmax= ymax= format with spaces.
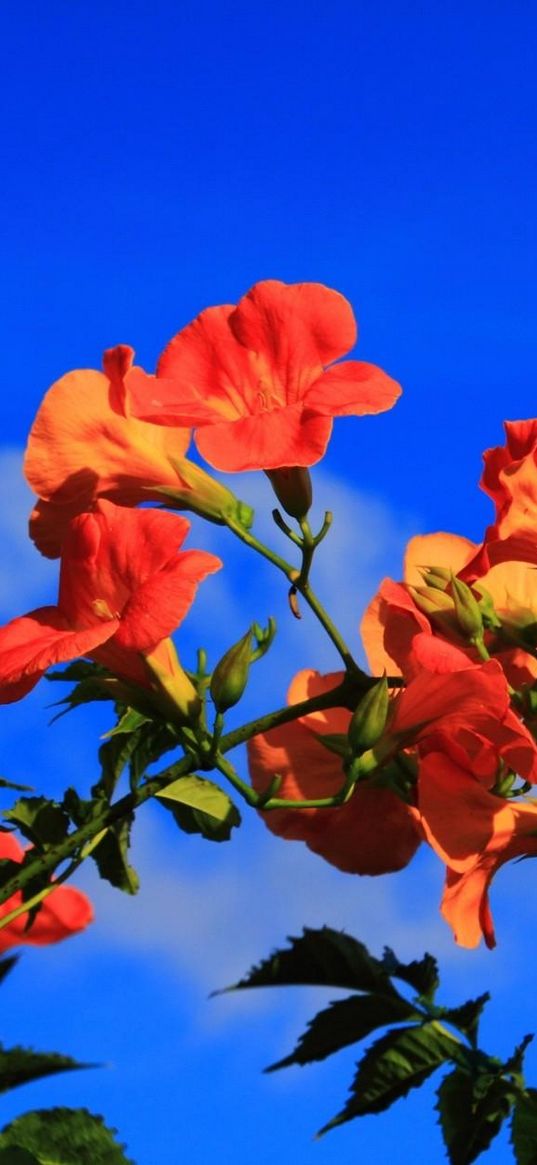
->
xmin=0 ymin=1149 xmax=41 ymax=1163
xmin=90 ymin=819 xmax=139 ymax=895
xmin=0 ymin=780 xmax=34 ymax=794
xmin=319 ymin=1021 xmax=460 ymax=1134
xmin=381 ymin=947 xmax=439 ymax=1002
xmin=437 ymin=994 xmax=490 ymax=1047
xmin=0 ymin=1047 xmax=90 ymax=1095
xmin=46 ymin=662 xmax=116 ymax=721
xmin=157 ymin=775 xmax=240 ymax=842
xmin=437 ymin=1064 xmax=518 ymax=1164
xmin=267 ymin=992 xmax=421 ymax=1072
xmin=0 ymin=957 xmax=18 ymax=987
xmin=94 ymin=712 xmax=179 ymax=801
xmin=511 ymin=1088 xmax=537 ymax=1164
xmin=3 ymin=799 xmax=70 ymax=849
xmin=0 ymin=1107 xmax=133 ymax=1164
xmin=221 ymin=927 xmax=399 ymax=996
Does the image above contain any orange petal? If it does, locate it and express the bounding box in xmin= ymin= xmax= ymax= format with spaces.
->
xmin=195 ymin=405 xmax=332 ymax=471
xmin=305 ymin=361 xmax=401 ymax=417
xmin=403 ymin=532 xmax=478 ymax=586
xmin=0 ymin=608 xmax=116 ymax=704
xmin=24 ymin=354 xmax=189 ymax=507
xmin=229 ymin=280 xmax=357 ymax=380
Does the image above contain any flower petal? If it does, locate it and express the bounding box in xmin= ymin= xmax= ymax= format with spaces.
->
xmin=195 ymin=405 xmax=332 ymax=471
xmin=0 ymin=883 xmax=93 ymax=952
xmin=304 ymin=361 xmax=401 ymax=417
xmin=0 ymin=608 xmax=116 ymax=703
xmin=156 ymin=305 xmax=257 ymax=420
xmin=230 ymin=280 xmax=357 ymax=373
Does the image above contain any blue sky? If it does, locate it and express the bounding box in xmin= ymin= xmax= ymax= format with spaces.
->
xmin=1 ymin=1 xmax=537 ymax=1161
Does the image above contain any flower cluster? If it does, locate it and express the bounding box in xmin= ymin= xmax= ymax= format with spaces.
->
xmin=3 ymin=277 xmax=536 ymax=956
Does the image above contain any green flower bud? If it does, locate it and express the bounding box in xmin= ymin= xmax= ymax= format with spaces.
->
xmin=348 ymin=676 xmax=389 ymax=755
xmin=210 ymin=631 xmax=253 ymax=713
xmin=152 ymin=457 xmax=254 ymax=529
xmin=450 ymin=574 xmax=484 ymax=641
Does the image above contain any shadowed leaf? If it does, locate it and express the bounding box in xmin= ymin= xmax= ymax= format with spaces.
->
xmin=511 ymin=1088 xmax=537 ymax=1164
xmin=0 ymin=1108 xmax=133 ymax=1164
xmin=221 ymin=927 xmax=400 ymax=995
xmin=267 ymin=992 xmax=421 ymax=1071
xmin=319 ymin=1022 xmax=460 ymax=1134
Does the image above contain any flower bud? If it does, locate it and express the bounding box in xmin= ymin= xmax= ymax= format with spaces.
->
xmin=144 ymin=640 xmax=201 ymax=724
xmin=450 ymin=574 xmax=484 ymax=641
xmin=265 ymin=467 xmax=312 ymax=520
xmin=210 ymin=631 xmax=253 ymax=713
xmin=348 ymin=676 xmax=389 ymax=755
xmin=153 ymin=457 xmax=254 ymax=529
xmin=420 ymin=566 xmax=452 ymax=592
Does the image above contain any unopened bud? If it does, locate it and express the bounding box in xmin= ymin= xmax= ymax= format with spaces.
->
xmin=409 ymin=585 xmax=455 ymax=617
xmin=420 ymin=566 xmax=452 ymax=591
xmin=450 ymin=574 xmax=484 ymax=640
xmin=265 ymin=467 xmax=312 ymax=520
xmin=472 ymin=583 xmax=503 ymax=630
xmin=153 ymin=457 xmax=254 ymax=529
xmin=348 ymin=676 xmax=389 ymax=755
xmin=210 ymin=631 xmax=252 ymax=713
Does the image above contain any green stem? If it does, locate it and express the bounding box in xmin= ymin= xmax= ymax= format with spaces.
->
xmin=0 ymin=754 xmax=195 ymax=910
xmin=225 ymin=516 xmax=365 ymax=677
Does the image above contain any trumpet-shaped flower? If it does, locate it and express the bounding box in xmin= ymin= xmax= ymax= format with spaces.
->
xmin=24 ymin=345 xmax=192 ymax=557
xmin=248 ymin=670 xmax=422 ymax=875
xmin=128 ymin=280 xmax=402 ymax=472
xmin=416 ymin=752 xmax=537 ymax=948
xmin=0 ymin=833 xmax=93 ymax=953
xmin=361 ymin=531 xmax=537 ymax=689
xmin=0 ymin=500 xmax=221 ymax=708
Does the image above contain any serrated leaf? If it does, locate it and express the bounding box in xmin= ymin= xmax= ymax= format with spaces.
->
xmin=382 ymin=947 xmax=439 ymax=1001
xmin=437 ymin=1064 xmax=517 ymax=1164
xmin=94 ymin=714 xmax=179 ymax=801
xmin=319 ymin=1021 xmax=460 ymax=1134
xmin=3 ymin=799 xmax=70 ymax=849
xmin=221 ymin=927 xmax=400 ymax=996
xmin=0 ymin=1046 xmax=90 ymax=1095
xmin=0 ymin=1107 xmax=133 ymax=1164
xmin=156 ymin=775 xmax=241 ymax=842
xmin=511 ymin=1088 xmax=537 ymax=1164
xmin=267 ymin=992 xmax=421 ymax=1071
xmin=90 ymin=819 xmax=139 ymax=895
xmin=437 ymin=994 xmax=490 ymax=1048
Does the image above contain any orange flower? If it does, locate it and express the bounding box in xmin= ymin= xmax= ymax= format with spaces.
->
xmin=0 ymin=833 xmax=93 ymax=952
xmin=416 ymin=751 xmax=537 ymax=948
xmin=361 ymin=531 xmax=537 ymax=689
xmin=24 ymin=345 xmax=191 ymax=557
xmin=248 ymin=669 xmax=422 ymax=875
xmin=127 ymin=280 xmax=401 ymax=472
xmin=0 ymin=500 xmax=221 ymax=710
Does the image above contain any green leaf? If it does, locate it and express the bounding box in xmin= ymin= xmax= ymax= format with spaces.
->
xmin=0 ymin=780 xmax=34 ymax=794
xmin=0 ymin=957 xmax=18 ymax=987
xmin=156 ymin=775 xmax=241 ymax=842
xmin=381 ymin=947 xmax=439 ymax=1002
xmin=46 ymin=662 xmax=115 ymax=720
xmin=438 ymin=994 xmax=490 ymax=1047
xmin=0 ymin=1108 xmax=133 ymax=1164
xmin=90 ymin=818 xmax=139 ymax=895
xmin=511 ymin=1088 xmax=537 ymax=1164
xmin=3 ymin=799 xmax=70 ymax=849
xmin=221 ymin=927 xmax=400 ymax=996
xmin=267 ymin=992 xmax=421 ymax=1071
xmin=0 ymin=1046 xmax=90 ymax=1095
xmin=0 ymin=1149 xmax=41 ymax=1163
xmin=319 ymin=1021 xmax=460 ymax=1134
xmin=94 ymin=711 xmax=179 ymax=800
xmin=437 ymin=1063 xmax=518 ymax=1164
